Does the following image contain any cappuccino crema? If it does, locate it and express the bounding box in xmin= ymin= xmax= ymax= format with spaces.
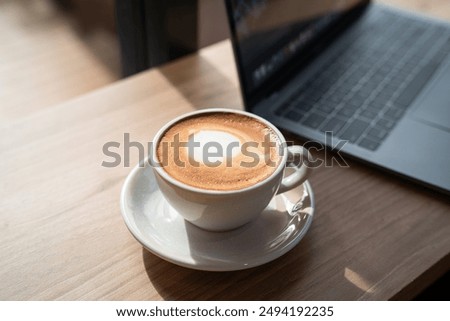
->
xmin=156 ymin=112 xmax=281 ymax=191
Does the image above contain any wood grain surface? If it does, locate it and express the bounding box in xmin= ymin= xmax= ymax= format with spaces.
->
xmin=0 ymin=0 xmax=120 ymax=123
xmin=381 ymin=0 xmax=450 ymax=20
xmin=1 ymin=1 xmax=449 ymax=300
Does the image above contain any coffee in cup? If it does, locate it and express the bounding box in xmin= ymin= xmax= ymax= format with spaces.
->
xmin=156 ymin=112 xmax=281 ymax=191
xmin=152 ymin=108 xmax=311 ymax=231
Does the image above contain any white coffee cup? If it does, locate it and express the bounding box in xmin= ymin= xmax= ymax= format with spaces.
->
xmin=151 ymin=108 xmax=312 ymax=231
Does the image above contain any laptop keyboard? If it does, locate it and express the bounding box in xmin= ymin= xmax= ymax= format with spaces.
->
xmin=276 ymin=8 xmax=450 ymax=151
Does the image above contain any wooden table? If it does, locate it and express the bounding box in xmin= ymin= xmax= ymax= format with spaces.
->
xmin=1 ymin=2 xmax=449 ymax=300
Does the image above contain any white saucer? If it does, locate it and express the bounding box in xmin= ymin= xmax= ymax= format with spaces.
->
xmin=120 ymin=162 xmax=315 ymax=271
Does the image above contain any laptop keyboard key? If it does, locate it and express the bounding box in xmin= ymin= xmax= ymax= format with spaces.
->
xmin=360 ymin=108 xmax=379 ymax=119
xmin=285 ymin=110 xmax=305 ymax=122
xmin=339 ymin=119 xmax=370 ymax=142
xmin=358 ymin=137 xmax=381 ymax=151
xmin=275 ymin=105 xmax=288 ymax=116
xmin=327 ymin=94 xmax=344 ymax=104
xmin=376 ymin=118 xmax=395 ymax=130
xmin=337 ymin=106 xmax=358 ymax=117
xmin=320 ymin=117 xmax=348 ymax=134
xmin=384 ymin=107 xmax=405 ymax=120
xmin=294 ymin=100 xmax=315 ymax=113
xmin=305 ymin=91 xmax=323 ymax=102
xmin=317 ymin=102 xmax=336 ymax=113
xmin=369 ymin=99 xmax=387 ymax=110
xmin=302 ymin=113 xmax=327 ymax=129
xmin=367 ymin=127 xmax=389 ymax=141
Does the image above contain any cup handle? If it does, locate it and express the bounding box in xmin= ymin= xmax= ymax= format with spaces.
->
xmin=276 ymin=145 xmax=312 ymax=195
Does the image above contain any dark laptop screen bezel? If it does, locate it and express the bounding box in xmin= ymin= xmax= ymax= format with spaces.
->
xmin=224 ymin=0 xmax=371 ymax=110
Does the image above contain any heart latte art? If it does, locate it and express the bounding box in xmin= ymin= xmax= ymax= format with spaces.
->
xmin=156 ymin=112 xmax=281 ymax=191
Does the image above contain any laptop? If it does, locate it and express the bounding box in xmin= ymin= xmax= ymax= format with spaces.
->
xmin=224 ymin=0 xmax=450 ymax=194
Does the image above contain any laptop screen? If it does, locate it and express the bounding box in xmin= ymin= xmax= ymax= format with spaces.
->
xmin=226 ymin=0 xmax=367 ymax=106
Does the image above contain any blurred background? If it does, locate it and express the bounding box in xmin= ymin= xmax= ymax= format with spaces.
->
xmin=1 ymin=0 xmax=449 ymax=300
xmin=0 ymin=0 xmax=227 ymax=122
xmin=1 ymin=0 xmax=119 ymax=122
xmin=2 ymin=0 xmax=449 ymax=124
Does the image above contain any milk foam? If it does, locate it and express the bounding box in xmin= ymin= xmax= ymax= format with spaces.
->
xmin=188 ymin=130 xmax=241 ymax=164
xmin=157 ymin=112 xmax=281 ymax=191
